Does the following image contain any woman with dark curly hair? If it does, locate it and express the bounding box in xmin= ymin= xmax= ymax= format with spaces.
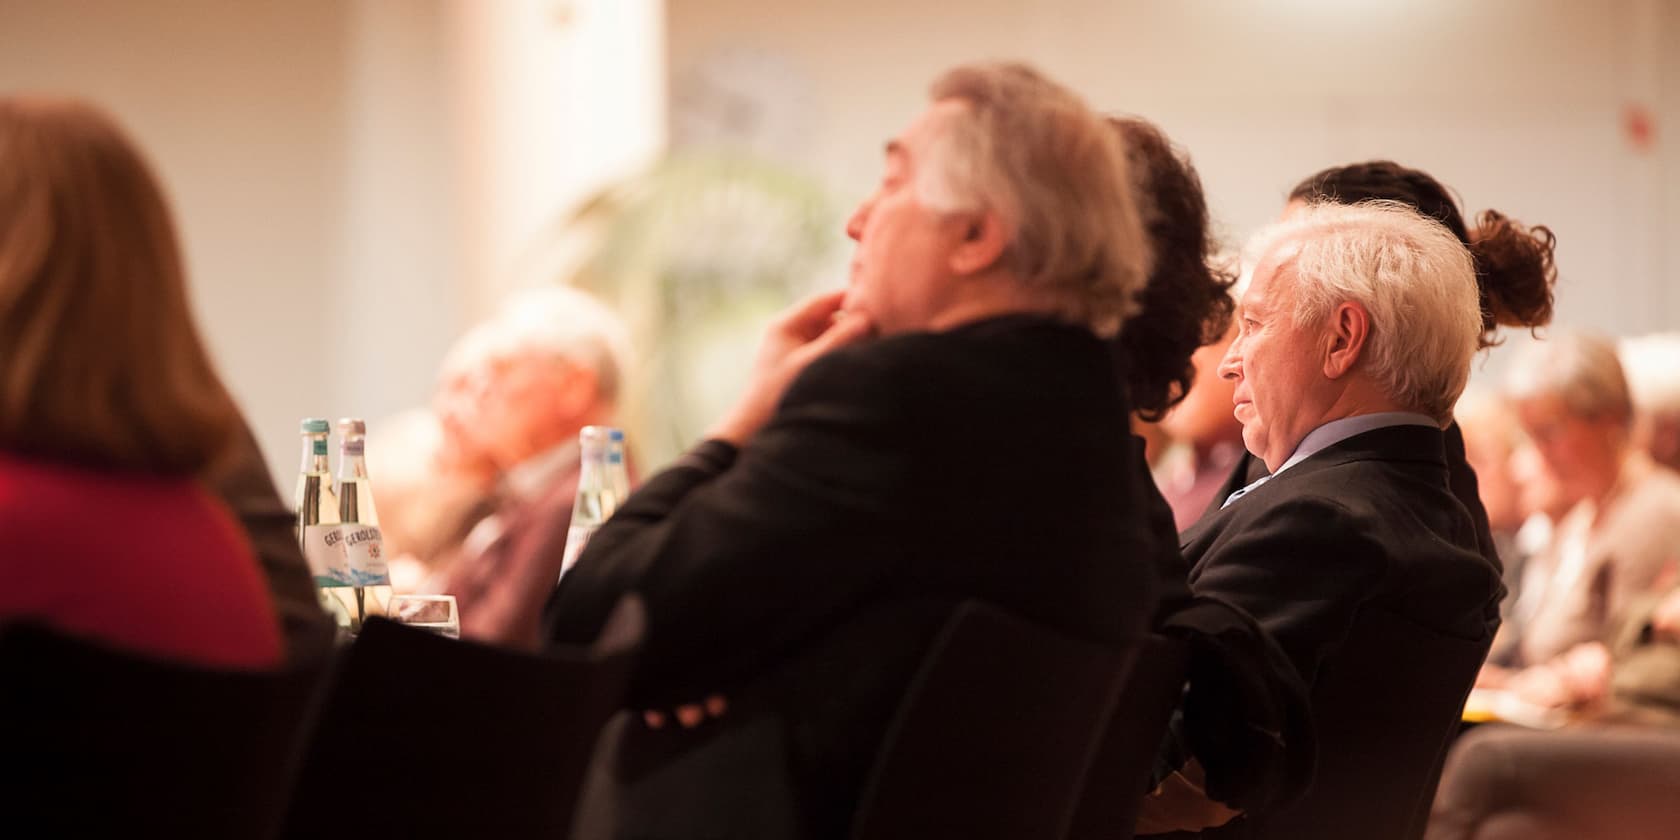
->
xmin=1210 ymin=161 xmax=1559 ymax=571
xmin=1106 ymin=116 xmax=1237 ymax=609
xmin=1110 ymin=116 xmax=1237 ymax=424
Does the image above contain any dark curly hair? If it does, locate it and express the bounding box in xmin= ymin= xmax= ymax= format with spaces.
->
xmin=1110 ymin=116 xmax=1236 ymax=421
xmin=1289 ymin=161 xmax=1557 ymax=348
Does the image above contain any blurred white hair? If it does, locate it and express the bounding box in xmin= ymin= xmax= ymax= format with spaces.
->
xmin=443 ymin=285 xmax=632 ymax=408
xmin=1505 ymin=331 xmax=1632 ymax=427
xmin=1618 ymin=333 xmax=1680 ymax=417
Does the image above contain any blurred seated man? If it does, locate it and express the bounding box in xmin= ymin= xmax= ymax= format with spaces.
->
xmin=1620 ymin=332 xmax=1680 ymax=474
xmin=1481 ymin=333 xmax=1680 ymax=687
xmin=1455 ymin=389 xmax=1535 ymax=645
xmin=544 ymin=62 xmax=1162 ymax=840
xmin=366 ymin=408 xmax=498 ymax=592
xmin=1155 ymin=201 xmax=1505 ymax=832
xmin=1430 ymin=585 xmax=1680 ymax=840
xmin=424 ymin=285 xmax=630 ymax=648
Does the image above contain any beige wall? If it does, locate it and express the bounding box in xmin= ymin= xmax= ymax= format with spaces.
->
xmin=0 ymin=0 xmax=365 ymax=481
xmin=0 ymin=0 xmax=663 ymax=480
xmin=668 ymin=0 xmax=1680 ymax=359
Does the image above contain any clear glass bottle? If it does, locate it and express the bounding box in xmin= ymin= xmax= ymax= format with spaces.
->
xmin=334 ymin=418 xmax=391 ymax=628
xmin=295 ymin=418 xmax=352 ymax=629
xmin=560 ymin=426 xmax=625 ymax=580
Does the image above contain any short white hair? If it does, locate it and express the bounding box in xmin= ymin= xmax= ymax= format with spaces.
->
xmin=444 ymin=285 xmax=632 ymax=407
xmin=920 ymin=62 xmax=1152 ymax=339
xmin=1245 ymin=201 xmax=1482 ymax=421
xmin=1618 ymin=333 xmax=1680 ymax=417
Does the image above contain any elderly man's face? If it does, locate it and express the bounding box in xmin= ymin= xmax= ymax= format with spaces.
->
xmin=1219 ymin=250 xmax=1332 ymax=472
xmin=842 ymin=100 xmax=973 ymax=336
xmin=1513 ymin=392 xmax=1626 ymax=498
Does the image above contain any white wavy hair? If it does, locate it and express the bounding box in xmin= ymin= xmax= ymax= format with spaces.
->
xmin=443 ymin=284 xmax=632 ymax=408
xmin=918 ymin=62 xmax=1152 ymax=339
xmin=1245 ymin=201 xmax=1482 ymax=421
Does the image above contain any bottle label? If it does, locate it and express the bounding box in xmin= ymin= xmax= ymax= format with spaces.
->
xmin=559 ymin=524 xmax=597 ymax=581
xmin=337 ymin=524 xmax=389 ymax=586
xmin=303 ymin=524 xmax=353 ymax=587
xmin=305 ymin=524 xmax=388 ymax=586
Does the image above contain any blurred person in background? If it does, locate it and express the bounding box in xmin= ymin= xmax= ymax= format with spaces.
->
xmin=1429 ymin=568 xmax=1680 ymax=840
xmin=1619 ymin=332 xmax=1680 ymax=474
xmin=0 ymin=97 xmax=283 ymax=668
xmin=1213 ymin=161 xmax=1558 ymax=577
xmin=1455 ymin=388 xmax=1533 ymax=639
xmin=546 ymin=62 xmax=1161 ymax=840
xmin=365 ymin=407 xmax=497 ymax=593
xmin=423 ymin=284 xmax=630 ymax=649
xmin=1147 ymin=268 xmax=1244 ymax=531
xmin=1480 ymin=332 xmax=1680 ymax=696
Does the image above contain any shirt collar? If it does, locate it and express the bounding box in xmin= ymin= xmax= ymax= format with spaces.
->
xmin=1272 ymin=411 xmax=1438 ymax=478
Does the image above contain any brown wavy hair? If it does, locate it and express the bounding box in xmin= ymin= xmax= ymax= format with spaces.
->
xmin=1289 ymin=160 xmax=1556 ymax=348
xmin=0 ymin=97 xmax=240 ymax=476
xmin=1109 ymin=116 xmax=1235 ymax=420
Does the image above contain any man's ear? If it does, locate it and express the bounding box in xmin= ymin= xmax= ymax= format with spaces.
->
xmin=1323 ymin=301 xmax=1369 ymax=380
xmin=947 ymin=210 xmax=1009 ymax=276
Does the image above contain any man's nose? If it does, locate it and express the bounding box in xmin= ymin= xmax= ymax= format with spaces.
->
xmin=845 ymin=198 xmax=872 ymax=241
xmin=1217 ymin=343 xmax=1242 ymax=381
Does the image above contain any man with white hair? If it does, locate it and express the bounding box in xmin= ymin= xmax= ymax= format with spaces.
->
xmin=426 ymin=284 xmax=630 ymax=648
xmin=544 ymin=62 xmax=1161 ymax=839
xmin=1162 ymin=202 xmax=1505 ymax=833
xmin=1619 ymin=332 xmax=1680 ymax=473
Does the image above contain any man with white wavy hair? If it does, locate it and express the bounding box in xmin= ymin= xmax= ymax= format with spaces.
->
xmin=1162 ymin=202 xmax=1505 ymax=834
xmin=545 ymin=62 xmax=1161 ymax=839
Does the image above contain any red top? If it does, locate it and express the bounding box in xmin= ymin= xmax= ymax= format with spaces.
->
xmin=0 ymin=453 xmax=282 ymax=669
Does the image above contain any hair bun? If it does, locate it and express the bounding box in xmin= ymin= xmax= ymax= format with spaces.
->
xmin=1469 ymin=209 xmax=1557 ymax=345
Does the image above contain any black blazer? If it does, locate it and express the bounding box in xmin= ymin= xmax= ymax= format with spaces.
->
xmin=1180 ymin=424 xmax=1502 ymax=687
xmin=1205 ymin=423 xmax=1501 ymax=576
xmin=544 ymin=315 xmax=1161 ymax=839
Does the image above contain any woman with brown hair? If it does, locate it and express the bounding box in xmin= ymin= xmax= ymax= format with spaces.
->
xmin=0 ymin=96 xmax=281 ymax=668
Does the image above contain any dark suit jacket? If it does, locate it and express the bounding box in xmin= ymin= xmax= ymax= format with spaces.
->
xmin=544 ymin=315 xmax=1161 ymax=839
xmin=1181 ymin=424 xmax=1502 ymax=688
xmin=1206 ymin=423 xmax=1501 ymax=578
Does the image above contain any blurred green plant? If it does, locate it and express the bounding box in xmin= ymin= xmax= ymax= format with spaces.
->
xmin=562 ymin=151 xmax=840 ymax=469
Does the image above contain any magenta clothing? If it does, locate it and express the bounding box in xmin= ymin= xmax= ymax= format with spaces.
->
xmin=0 ymin=453 xmax=283 ymax=669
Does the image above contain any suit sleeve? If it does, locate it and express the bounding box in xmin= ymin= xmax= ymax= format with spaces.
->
xmin=543 ymin=348 xmax=915 ymax=706
xmin=1189 ymin=496 xmax=1387 ymax=685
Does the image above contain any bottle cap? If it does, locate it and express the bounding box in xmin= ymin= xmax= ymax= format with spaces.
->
xmin=301 ymin=418 xmax=331 ymax=434
xmin=338 ymin=418 xmax=366 ymax=436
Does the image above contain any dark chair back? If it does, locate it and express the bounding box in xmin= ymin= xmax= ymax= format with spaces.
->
xmin=1064 ymin=635 xmax=1191 ymax=840
xmin=1249 ymin=608 xmax=1491 ymax=840
xmin=0 ymin=624 xmax=326 ymax=840
xmin=279 ymin=596 xmax=643 ymax=840
xmin=848 ymin=601 xmax=1139 ymax=840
